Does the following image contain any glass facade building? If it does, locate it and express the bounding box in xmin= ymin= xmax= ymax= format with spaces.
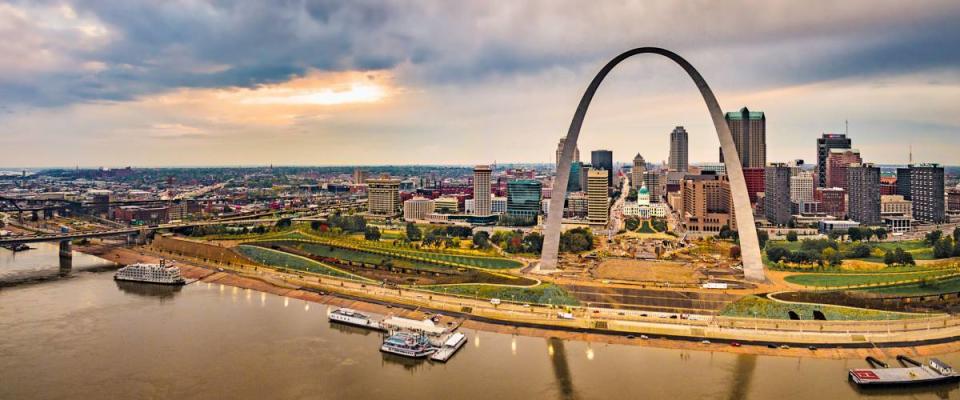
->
xmin=507 ymin=179 xmax=543 ymax=218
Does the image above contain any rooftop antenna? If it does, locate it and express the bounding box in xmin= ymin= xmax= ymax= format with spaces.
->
xmin=909 ymin=144 xmax=913 ymax=165
xmin=844 ymin=119 xmax=848 ymax=136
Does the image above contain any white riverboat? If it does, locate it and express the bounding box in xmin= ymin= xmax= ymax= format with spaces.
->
xmin=328 ymin=308 xmax=384 ymax=330
xmin=849 ymin=356 xmax=960 ymax=387
xmin=430 ymin=332 xmax=467 ymax=362
xmin=114 ymin=260 xmax=185 ymax=285
xmin=380 ymin=332 xmax=437 ymax=358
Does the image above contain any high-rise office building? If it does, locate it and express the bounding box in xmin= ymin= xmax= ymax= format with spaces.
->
xmin=826 ymin=148 xmax=862 ymax=190
xmin=472 ymin=165 xmax=492 ymax=216
xmin=723 ymin=107 xmax=766 ymax=168
xmin=742 ymin=167 xmax=765 ymax=205
xmin=556 ymin=137 xmax=580 ymax=167
xmin=896 ymin=167 xmax=912 ymax=200
xmin=567 ymin=161 xmax=584 ymax=192
xmin=367 ymin=178 xmax=401 ymax=216
xmin=815 ymin=187 xmax=846 ymax=219
xmin=591 ymin=150 xmax=613 ymax=187
xmin=631 ymin=153 xmax=645 ymax=189
xmin=668 ymin=126 xmax=688 ymax=172
xmin=790 ymin=171 xmax=815 ymax=204
xmin=352 ymin=168 xmax=368 ymax=184
xmin=679 ymin=174 xmax=734 ymax=233
xmin=817 ymin=133 xmax=852 ymax=187
xmin=847 ymin=163 xmax=881 ymax=225
xmin=764 ymin=163 xmax=792 ymax=226
xmin=587 ymin=169 xmax=609 ymax=225
xmin=506 ymin=179 xmax=542 ymax=219
xmin=643 ymin=171 xmax=662 ymax=203
xmin=403 ymin=197 xmax=435 ymax=221
xmin=910 ymin=163 xmax=945 ymax=223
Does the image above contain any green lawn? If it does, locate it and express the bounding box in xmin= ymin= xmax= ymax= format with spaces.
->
xmin=285 ymin=242 xmax=445 ymax=272
xmin=720 ymin=295 xmax=921 ymax=320
xmin=784 ymin=270 xmax=952 ymax=287
xmin=768 ymin=239 xmax=936 ymax=263
xmin=637 ymin=220 xmax=656 ymax=233
xmin=294 ymin=233 xmax=525 ymax=270
xmin=419 ymin=283 xmax=580 ymax=306
xmin=235 ymin=245 xmax=373 ymax=282
xmin=862 ymin=276 xmax=960 ymax=296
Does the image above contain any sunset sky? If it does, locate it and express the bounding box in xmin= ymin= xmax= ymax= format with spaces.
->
xmin=1 ymin=1 xmax=958 ymax=167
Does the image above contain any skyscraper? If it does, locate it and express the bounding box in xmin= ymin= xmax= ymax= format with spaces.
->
xmin=896 ymin=167 xmax=912 ymax=200
xmin=817 ymin=133 xmax=852 ymax=188
xmin=556 ymin=137 xmax=580 ymax=167
xmin=567 ymin=161 xmax=583 ymax=192
xmin=668 ymin=126 xmax=688 ymax=172
xmin=591 ymin=150 xmax=613 ymax=187
xmin=911 ymin=163 xmax=946 ymax=223
xmin=587 ymin=168 xmax=609 ymax=225
xmin=790 ymin=171 xmax=815 ymax=204
xmin=723 ymin=107 xmax=766 ymax=168
xmin=764 ymin=163 xmax=792 ymax=226
xmin=631 ymin=153 xmax=645 ymax=189
xmin=679 ymin=174 xmax=734 ymax=233
xmin=643 ymin=171 xmax=662 ymax=203
xmin=367 ymin=178 xmax=401 ymax=216
xmin=847 ymin=163 xmax=881 ymax=225
xmin=472 ymin=165 xmax=492 ymax=216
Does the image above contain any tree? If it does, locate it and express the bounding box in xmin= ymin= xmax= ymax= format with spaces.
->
xmin=364 ymin=226 xmax=381 ymax=241
xmin=729 ymin=245 xmax=741 ymax=259
xmin=886 ymin=247 xmax=915 ymax=266
xmin=560 ymin=228 xmax=594 ymax=253
xmin=718 ymin=225 xmax=733 ymax=240
xmin=954 ymin=226 xmax=960 ymax=243
xmin=786 ymin=231 xmax=798 ymax=242
xmin=933 ymin=237 xmax=954 ymax=259
xmin=275 ymin=218 xmax=292 ymax=229
xmin=423 ymin=229 xmax=441 ymax=246
xmin=624 ymin=217 xmax=640 ymax=231
xmin=756 ymin=229 xmax=769 ymax=249
xmin=472 ymin=231 xmax=491 ymax=249
xmin=310 ymin=220 xmax=322 ymax=230
xmin=766 ymin=246 xmax=788 ymax=263
xmin=847 ymin=227 xmax=862 ymax=242
xmin=405 ymin=222 xmax=422 ymax=242
xmin=845 ymin=243 xmax=871 ymax=259
xmin=874 ymin=227 xmax=888 ymax=241
xmin=822 ymin=248 xmax=842 ymax=267
xmin=522 ymin=232 xmax=544 ymax=254
xmin=926 ymin=230 xmax=943 ymax=246
xmin=650 ymin=217 xmax=667 ymax=232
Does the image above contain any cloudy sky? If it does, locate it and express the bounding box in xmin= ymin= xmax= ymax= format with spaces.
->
xmin=1 ymin=0 xmax=958 ymax=168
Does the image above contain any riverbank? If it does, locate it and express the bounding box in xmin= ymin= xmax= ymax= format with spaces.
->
xmin=75 ymin=243 xmax=960 ymax=360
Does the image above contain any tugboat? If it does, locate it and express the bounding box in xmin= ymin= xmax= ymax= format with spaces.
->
xmin=849 ymin=355 xmax=960 ymax=387
xmin=114 ymin=259 xmax=186 ymax=285
xmin=328 ymin=308 xmax=384 ymax=330
xmin=380 ymin=332 xmax=437 ymax=358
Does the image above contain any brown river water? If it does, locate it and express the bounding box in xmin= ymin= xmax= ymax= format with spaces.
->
xmin=1 ymin=244 xmax=959 ymax=399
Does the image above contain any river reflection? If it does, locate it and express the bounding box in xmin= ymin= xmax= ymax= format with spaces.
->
xmin=4 ymin=264 xmax=960 ymax=399
xmin=115 ymin=279 xmax=184 ymax=300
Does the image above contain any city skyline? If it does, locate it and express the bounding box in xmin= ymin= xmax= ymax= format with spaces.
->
xmin=0 ymin=1 xmax=958 ymax=167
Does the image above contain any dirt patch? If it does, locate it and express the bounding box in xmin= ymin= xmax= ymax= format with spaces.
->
xmin=595 ymin=258 xmax=701 ymax=284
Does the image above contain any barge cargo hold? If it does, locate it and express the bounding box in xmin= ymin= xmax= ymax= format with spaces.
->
xmin=849 ymin=356 xmax=959 ymax=387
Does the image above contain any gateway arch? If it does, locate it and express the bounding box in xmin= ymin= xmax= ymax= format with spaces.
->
xmin=540 ymin=47 xmax=765 ymax=281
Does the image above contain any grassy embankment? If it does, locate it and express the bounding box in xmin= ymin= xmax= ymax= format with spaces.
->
xmin=720 ymin=295 xmax=923 ymax=320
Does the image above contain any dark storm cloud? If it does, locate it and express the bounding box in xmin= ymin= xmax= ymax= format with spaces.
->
xmin=2 ymin=0 xmax=960 ymax=107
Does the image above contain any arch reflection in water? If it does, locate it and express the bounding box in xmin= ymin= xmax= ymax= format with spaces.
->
xmin=546 ymin=337 xmax=579 ymax=400
xmin=114 ymin=279 xmax=184 ymax=300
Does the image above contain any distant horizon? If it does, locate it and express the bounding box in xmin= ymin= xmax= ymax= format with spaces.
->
xmin=0 ymin=1 xmax=957 ymax=167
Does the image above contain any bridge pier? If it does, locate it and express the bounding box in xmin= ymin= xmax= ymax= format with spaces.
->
xmin=59 ymin=240 xmax=72 ymax=273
